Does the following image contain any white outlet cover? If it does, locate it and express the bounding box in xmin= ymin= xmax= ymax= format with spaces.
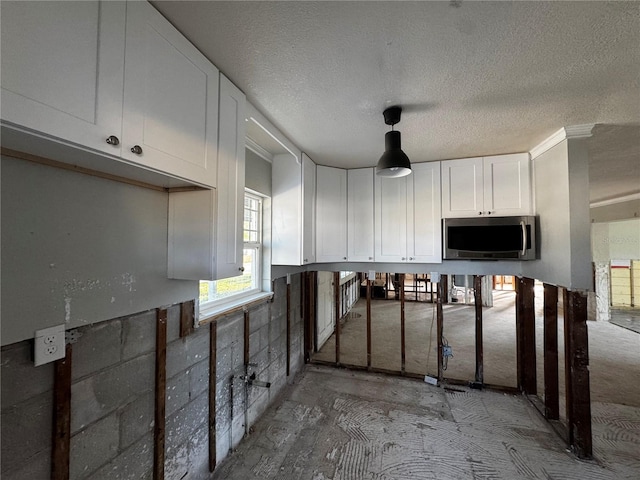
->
xmin=34 ymin=324 xmax=66 ymax=366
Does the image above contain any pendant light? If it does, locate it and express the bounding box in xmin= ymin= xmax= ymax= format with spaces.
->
xmin=376 ymin=106 xmax=412 ymax=177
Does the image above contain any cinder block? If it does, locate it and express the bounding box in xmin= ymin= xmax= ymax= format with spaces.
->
xmin=217 ymin=312 xmax=244 ymax=349
xmin=1 ymin=341 xmax=54 ymax=407
xmin=249 ymin=303 xmax=270 ymax=333
xmin=249 ymin=329 xmax=261 ymax=358
xmin=259 ymin=324 xmax=270 ymax=352
xmin=165 ymin=442 xmax=189 ymax=480
xmin=165 ymin=393 xmax=208 ymax=457
xmin=166 ymin=303 xmax=182 ymax=343
xmin=71 ymin=353 xmax=154 ymax=433
xmin=91 ymin=432 xmax=153 ymax=480
xmin=166 ymin=371 xmax=190 ymax=418
xmin=189 ymin=358 xmax=209 ymax=399
xmin=70 ymin=413 xmax=119 ymax=480
xmin=0 ymin=392 xmax=52 ymax=474
xmin=166 ymin=326 xmax=209 ymax=379
xmin=248 ymin=387 xmax=270 ymax=427
xmin=216 ymin=345 xmax=233 ymax=380
xmin=122 ymin=309 xmax=156 ymax=361
xmin=187 ymin=425 xmax=210 ymax=480
xmin=72 ymin=320 xmax=122 ymax=380
xmin=119 ymin=391 xmax=154 ymax=450
xmin=1 ymin=449 xmax=51 ymax=480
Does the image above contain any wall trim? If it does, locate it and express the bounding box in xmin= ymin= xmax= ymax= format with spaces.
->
xmin=530 ymin=124 xmax=595 ymax=160
xmin=590 ymin=192 xmax=640 ymax=208
xmin=246 ymin=137 xmax=274 ymax=163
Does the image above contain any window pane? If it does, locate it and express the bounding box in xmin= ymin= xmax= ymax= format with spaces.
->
xmin=199 ymin=248 xmax=258 ymax=304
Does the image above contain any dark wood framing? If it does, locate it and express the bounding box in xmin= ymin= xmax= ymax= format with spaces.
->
xmin=334 ymin=271 xmax=341 ymax=366
xmin=180 ymin=300 xmax=195 ymax=338
xmin=543 ymin=283 xmax=560 ymax=420
xmin=244 ymin=310 xmax=250 ymax=368
xmin=52 ymin=343 xmax=72 ymax=480
xmin=564 ymin=289 xmax=593 ymax=458
xmin=437 ymin=280 xmax=444 ymax=381
xmin=366 ymin=278 xmax=372 ymax=370
xmin=400 ymin=273 xmax=406 ymax=374
xmin=516 ymin=277 xmax=536 ymax=394
xmin=208 ymin=321 xmax=217 ymax=472
xmin=286 ymin=281 xmax=291 ymax=375
xmin=474 ymin=275 xmax=484 ymax=385
xmin=154 ymin=308 xmax=168 ymax=480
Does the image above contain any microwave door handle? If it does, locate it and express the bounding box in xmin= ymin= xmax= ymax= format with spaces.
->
xmin=521 ymin=220 xmax=527 ymax=256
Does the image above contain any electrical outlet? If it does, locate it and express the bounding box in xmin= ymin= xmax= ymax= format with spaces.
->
xmin=34 ymin=324 xmax=66 ymax=366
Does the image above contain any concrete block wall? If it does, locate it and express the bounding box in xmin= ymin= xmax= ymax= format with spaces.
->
xmin=1 ymin=273 xmax=305 ymax=479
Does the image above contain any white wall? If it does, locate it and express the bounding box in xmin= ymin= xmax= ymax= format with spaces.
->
xmin=523 ymin=138 xmax=592 ymax=290
xmin=592 ymin=218 xmax=640 ymax=262
xmin=1 ymin=156 xmax=198 ymax=345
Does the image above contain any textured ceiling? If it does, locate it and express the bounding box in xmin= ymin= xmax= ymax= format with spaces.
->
xmin=151 ymin=0 xmax=640 ymax=204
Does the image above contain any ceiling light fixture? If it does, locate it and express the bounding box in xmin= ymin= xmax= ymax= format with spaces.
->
xmin=376 ymin=106 xmax=412 ymax=178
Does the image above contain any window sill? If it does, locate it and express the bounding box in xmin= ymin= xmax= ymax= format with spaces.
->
xmin=198 ymin=291 xmax=273 ymax=325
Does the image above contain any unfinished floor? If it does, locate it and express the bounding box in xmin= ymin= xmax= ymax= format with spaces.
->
xmin=212 ymin=289 xmax=640 ymax=479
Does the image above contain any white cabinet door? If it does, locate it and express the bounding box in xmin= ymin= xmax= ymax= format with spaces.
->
xmin=375 ymin=174 xmax=409 ymax=262
xmin=409 ymin=162 xmax=442 ymax=263
xmin=483 ymin=153 xmax=531 ymax=216
xmin=316 ymin=166 xmax=348 ymax=262
xmin=272 ymin=153 xmax=303 ymax=265
xmin=1 ymin=0 xmax=125 ymax=155
xmin=215 ymin=74 xmax=246 ymax=280
xmin=302 ymin=154 xmax=317 ymax=264
xmin=441 ymin=157 xmax=483 ymax=217
xmin=122 ymin=1 xmax=219 ymax=187
xmin=347 ymin=168 xmax=375 ymax=262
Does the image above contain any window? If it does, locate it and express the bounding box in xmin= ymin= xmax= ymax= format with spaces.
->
xmin=199 ymin=192 xmax=263 ymax=306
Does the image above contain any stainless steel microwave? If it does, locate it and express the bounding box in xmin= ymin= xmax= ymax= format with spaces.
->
xmin=442 ymin=216 xmax=538 ymax=260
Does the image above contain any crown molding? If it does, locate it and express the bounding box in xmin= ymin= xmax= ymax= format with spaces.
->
xmin=245 ymin=137 xmax=273 ymax=163
xmin=590 ymin=192 xmax=640 ymax=208
xmin=530 ymin=124 xmax=595 ymax=160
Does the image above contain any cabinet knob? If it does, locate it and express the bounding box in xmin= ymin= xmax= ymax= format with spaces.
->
xmin=369 ymin=257 xmax=373 ymax=260
xmin=343 ymin=257 xmax=347 ymax=260
xmin=105 ymin=135 xmax=120 ymax=146
xmin=304 ymin=258 xmax=308 ymax=263
xmin=402 ymin=257 xmax=406 ymax=261
xmin=131 ymin=145 xmax=143 ymax=155
xmin=478 ymin=211 xmax=482 ymax=215
xmin=487 ymin=211 xmax=492 ymax=215
xmin=409 ymin=257 xmax=414 ymax=261
xmin=239 ymin=266 xmax=245 ymax=272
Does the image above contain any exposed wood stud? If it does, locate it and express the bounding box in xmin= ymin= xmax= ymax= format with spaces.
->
xmin=400 ymin=273 xmax=406 ymax=374
xmin=474 ymin=275 xmax=484 ymax=385
xmin=437 ymin=280 xmax=444 ymax=381
xmin=179 ymin=300 xmax=195 ymax=338
xmin=334 ymin=271 xmax=341 ymax=366
xmin=303 ymin=272 xmax=311 ymax=363
xmin=209 ymin=321 xmax=217 ymax=472
xmin=441 ymin=275 xmax=449 ymax=304
xmin=154 ymin=308 xmax=168 ymax=480
xmin=244 ymin=310 xmax=250 ymax=368
xmin=516 ymin=277 xmax=536 ymax=394
xmin=286 ymin=281 xmax=291 ymax=376
xmin=366 ymin=278 xmax=372 ymax=370
xmin=564 ymin=289 xmax=593 ymax=458
xmin=52 ymin=343 xmax=72 ymax=480
xmin=543 ymin=283 xmax=560 ymax=420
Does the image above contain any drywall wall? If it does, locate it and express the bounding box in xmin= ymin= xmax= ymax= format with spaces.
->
xmin=592 ymin=218 xmax=640 ymax=262
xmin=245 ymin=148 xmax=272 ymax=196
xmin=1 ymin=155 xmax=198 ymax=345
xmin=523 ymin=138 xmax=592 ymax=289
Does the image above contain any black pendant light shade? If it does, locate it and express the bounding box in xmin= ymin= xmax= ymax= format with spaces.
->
xmin=376 ymin=106 xmax=412 ymax=177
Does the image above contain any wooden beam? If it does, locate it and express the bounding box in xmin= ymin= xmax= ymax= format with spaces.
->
xmin=564 ymin=289 xmax=593 ymax=458
xmin=208 ymin=321 xmax=217 ymax=472
xmin=400 ymin=273 xmax=406 ymax=374
xmin=543 ymin=283 xmax=560 ymax=420
xmin=474 ymin=275 xmax=483 ymax=385
xmin=303 ymin=272 xmax=311 ymax=363
xmin=437 ymin=279 xmax=444 ymax=382
xmin=286 ymin=281 xmax=291 ymax=375
xmin=366 ymin=278 xmax=372 ymax=370
xmin=179 ymin=300 xmax=195 ymax=338
xmin=516 ymin=277 xmax=536 ymax=394
xmin=154 ymin=308 xmax=168 ymax=480
xmin=244 ymin=310 xmax=250 ymax=368
xmin=441 ymin=275 xmax=449 ymax=304
xmin=334 ymin=271 xmax=341 ymax=366
xmin=311 ymin=271 xmax=317 ymax=353
xmin=52 ymin=343 xmax=72 ymax=480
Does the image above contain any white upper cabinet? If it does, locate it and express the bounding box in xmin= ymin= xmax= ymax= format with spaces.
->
xmin=441 ymin=153 xmax=531 ymax=217
xmin=1 ymin=1 xmax=126 ymax=155
xmin=302 ymin=153 xmax=317 ymax=264
xmin=122 ymin=1 xmax=219 ymax=187
xmin=1 ymin=1 xmax=220 ymax=188
xmin=347 ymin=168 xmax=375 ymax=262
xmin=375 ymin=162 xmax=442 ymax=263
xmin=272 ymin=151 xmax=316 ymax=266
xmin=316 ymin=166 xmax=348 ymax=263
xmin=214 ymin=74 xmax=246 ymax=280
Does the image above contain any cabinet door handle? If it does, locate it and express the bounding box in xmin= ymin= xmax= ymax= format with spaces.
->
xmin=106 ymin=135 xmax=120 ymax=146
xmin=131 ymin=145 xmax=143 ymax=155
xmin=239 ymin=266 xmax=245 ymax=272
